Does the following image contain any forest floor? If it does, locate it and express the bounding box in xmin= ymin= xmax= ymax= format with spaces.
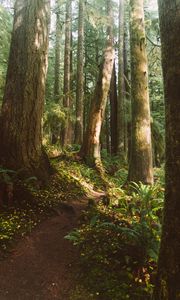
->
xmin=0 ymin=156 xmax=164 ymax=300
xmin=0 ymin=193 xmax=103 ymax=300
xmin=0 ymin=155 xmax=107 ymax=300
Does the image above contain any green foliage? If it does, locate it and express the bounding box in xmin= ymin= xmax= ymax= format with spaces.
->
xmin=0 ymin=162 xmax=86 ymax=257
xmin=0 ymin=208 xmax=41 ymax=253
xmin=66 ymin=180 xmax=164 ymax=300
xmin=55 ymin=160 xmax=106 ymax=191
xmin=101 ymin=151 xmax=128 ymax=184
xmin=43 ymin=102 xmax=65 ymax=145
xmin=0 ymin=167 xmax=17 ymax=184
xmin=151 ymin=119 xmax=165 ymax=164
xmin=128 ymin=182 xmax=164 ymax=260
xmin=154 ymin=166 xmax=165 ymax=186
xmin=0 ymin=167 xmax=38 ymax=186
xmin=0 ymin=152 xmax=165 ymax=299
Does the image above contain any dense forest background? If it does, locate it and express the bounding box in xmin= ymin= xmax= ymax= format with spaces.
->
xmin=0 ymin=0 xmax=164 ymax=160
xmin=0 ymin=0 xmax=179 ymax=299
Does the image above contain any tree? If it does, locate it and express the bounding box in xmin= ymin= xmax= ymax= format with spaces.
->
xmin=128 ymin=0 xmax=153 ymax=185
xmin=123 ymin=6 xmax=131 ymax=159
xmin=0 ymin=0 xmax=51 ymax=179
xmin=0 ymin=3 xmax=12 ymax=101
xmin=75 ymin=0 xmax=84 ymax=145
xmin=154 ymin=1 xmax=180 ymax=298
xmin=117 ymin=0 xmax=125 ymax=158
xmin=80 ymin=0 xmax=115 ymax=167
xmin=110 ymin=62 xmax=118 ymax=155
xmin=54 ymin=0 xmax=62 ymax=102
xmin=62 ymin=0 xmax=72 ymax=147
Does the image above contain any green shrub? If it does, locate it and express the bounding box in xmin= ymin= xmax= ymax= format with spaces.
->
xmin=66 ymin=182 xmax=164 ymax=299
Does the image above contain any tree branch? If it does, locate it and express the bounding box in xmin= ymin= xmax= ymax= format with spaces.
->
xmin=146 ymin=35 xmax=161 ymax=48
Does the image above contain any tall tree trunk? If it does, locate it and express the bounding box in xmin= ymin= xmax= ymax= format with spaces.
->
xmin=80 ymin=0 xmax=115 ymax=167
xmin=62 ymin=0 xmax=71 ymax=147
xmin=110 ymin=62 xmax=118 ymax=155
xmin=154 ymin=1 xmax=180 ymax=298
xmin=0 ymin=0 xmax=51 ymax=179
xmin=117 ymin=0 xmax=125 ymax=158
xmin=75 ymin=0 xmax=84 ymax=145
xmin=127 ymin=0 xmax=153 ymax=185
xmin=105 ymin=105 xmax=111 ymax=154
xmin=123 ymin=10 xmax=131 ymax=159
xmin=54 ymin=0 xmax=62 ymax=102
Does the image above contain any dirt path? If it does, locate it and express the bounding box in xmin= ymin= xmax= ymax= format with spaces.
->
xmin=0 ymin=199 xmax=88 ymax=300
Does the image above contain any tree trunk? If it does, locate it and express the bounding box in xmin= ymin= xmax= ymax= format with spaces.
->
xmin=62 ymin=0 xmax=72 ymax=147
xmin=123 ymin=11 xmax=130 ymax=159
xmin=75 ymin=0 xmax=84 ymax=145
xmin=127 ymin=0 xmax=153 ymax=185
xmin=105 ymin=105 xmax=111 ymax=154
xmin=54 ymin=0 xmax=62 ymax=102
xmin=154 ymin=1 xmax=180 ymax=298
xmin=110 ymin=62 xmax=118 ymax=155
xmin=80 ymin=0 xmax=115 ymax=167
xmin=117 ymin=0 xmax=125 ymax=158
xmin=80 ymin=46 xmax=114 ymax=167
xmin=0 ymin=0 xmax=51 ymax=179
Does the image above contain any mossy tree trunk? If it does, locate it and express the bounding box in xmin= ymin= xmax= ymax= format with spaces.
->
xmin=0 ymin=0 xmax=51 ymax=179
xmin=154 ymin=1 xmax=180 ymax=298
xmin=127 ymin=0 xmax=153 ymax=184
xmin=80 ymin=0 xmax=115 ymax=167
xmin=62 ymin=0 xmax=72 ymax=147
xmin=75 ymin=0 xmax=84 ymax=145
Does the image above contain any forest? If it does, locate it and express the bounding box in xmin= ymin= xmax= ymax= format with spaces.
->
xmin=0 ymin=0 xmax=179 ymax=299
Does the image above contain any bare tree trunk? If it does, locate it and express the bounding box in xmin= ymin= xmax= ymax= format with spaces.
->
xmin=123 ymin=9 xmax=130 ymax=159
xmin=54 ymin=0 xmax=62 ymax=102
xmin=117 ymin=0 xmax=125 ymax=158
xmin=0 ymin=0 xmax=51 ymax=179
xmin=80 ymin=0 xmax=115 ymax=167
xmin=127 ymin=0 xmax=153 ymax=185
xmin=105 ymin=105 xmax=111 ymax=154
xmin=154 ymin=1 xmax=180 ymax=298
xmin=62 ymin=0 xmax=72 ymax=147
xmin=75 ymin=0 xmax=84 ymax=145
xmin=110 ymin=62 xmax=118 ymax=155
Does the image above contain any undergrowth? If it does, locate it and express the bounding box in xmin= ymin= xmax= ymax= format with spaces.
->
xmin=67 ymin=185 xmax=164 ymax=299
xmin=0 ymin=155 xmax=165 ymax=300
xmin=0 ymin=163 xmax=86 ymax=257
xmin=64 ymin=156 xmax=164 ymax=300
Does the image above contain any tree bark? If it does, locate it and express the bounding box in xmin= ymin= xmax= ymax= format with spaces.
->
xmin=54 ymin=0 xmax=62 ymax=102
xmin=80 ymin=0 xmax=115 ymax=167
xmin=80 ymin=45 xmax=114 ymax=167
xmin=117 ymin=0 xmax=125 ymax=158
xmin=127 ymin=0 xmax=153 ymax=185
xmin=110 ymin=62 xmax=118 ymax=155
xmin=154 ymin=1 xmax=180 ymax=298
xmin=75 ymin=0 xmax=84 ymax=145
xmin=62 ymin=0 xmax=72 ymax=147
xmin=0 ymin=0 xmax=51 ymax=179
xmin=105 ymin=105 xmax=111 ymax=154
xmin=123 ymin=10 xmax=130 ymax=159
